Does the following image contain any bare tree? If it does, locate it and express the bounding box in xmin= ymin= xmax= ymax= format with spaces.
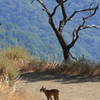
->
xmin=31 ymin=0 xmax=100 ymax=61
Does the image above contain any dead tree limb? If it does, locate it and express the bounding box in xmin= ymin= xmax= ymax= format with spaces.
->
xmin=31 ymin=0 xmax=100 ymax=61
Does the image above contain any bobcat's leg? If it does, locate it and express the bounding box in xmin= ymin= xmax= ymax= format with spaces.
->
xmin=54 ymin=95 xmax=56 ymax=100
xmin=56 ymin=95 xmax=59 ymax=100
xmin=47 ymin=96 xmax=49 ymax=100
xmin=50 ymin=96 xmax=52 ymax=100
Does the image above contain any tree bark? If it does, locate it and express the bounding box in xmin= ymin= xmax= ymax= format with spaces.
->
xmin=63 ymin=47 xmax=70 ymax=61
xmin=49 ymin=17 xmax=70 ymax=61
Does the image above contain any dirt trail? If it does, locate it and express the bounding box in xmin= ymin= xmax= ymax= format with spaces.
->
xmin=18 ymin=72 xmax=100 ymax=100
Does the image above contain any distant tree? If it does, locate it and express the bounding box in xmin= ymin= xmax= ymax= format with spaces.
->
xmin=31 ymin=0 xmax=100 ymax=62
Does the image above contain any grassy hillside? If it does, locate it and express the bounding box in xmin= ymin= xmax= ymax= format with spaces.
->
xmin=0 ymin=0 xmax=100 ymax=61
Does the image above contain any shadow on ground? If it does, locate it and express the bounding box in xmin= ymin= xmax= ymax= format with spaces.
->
xmin=20 ymin=71 xmax=100 ymax=84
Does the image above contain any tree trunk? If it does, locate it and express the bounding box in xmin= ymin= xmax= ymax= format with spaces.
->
xmin=49 ymin=18 xmax=70 ymax=61
xmin=62 ymin=47 xmax=70 ymax=61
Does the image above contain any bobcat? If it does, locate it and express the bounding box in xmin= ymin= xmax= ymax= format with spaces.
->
xmin=40 ymin=86 xmax=59 ymax=100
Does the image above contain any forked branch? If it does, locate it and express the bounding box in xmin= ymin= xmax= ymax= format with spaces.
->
xmin=58 ymin=3 xmax=99 ymax=33
xmin=51 ymin=0 xmax=69 ymax=17
xmin=68 ymin=4 xmax=100 ymax=48
xmin=68 ymin=4 xmax=99 ymax=21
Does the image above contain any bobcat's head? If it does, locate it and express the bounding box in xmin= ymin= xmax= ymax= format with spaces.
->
xmin=40 ymin=86 xmax=46 ymax=92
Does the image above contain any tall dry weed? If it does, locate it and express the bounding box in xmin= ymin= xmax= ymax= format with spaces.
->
xmin=0 ymin=79 xmax=39 ymax=100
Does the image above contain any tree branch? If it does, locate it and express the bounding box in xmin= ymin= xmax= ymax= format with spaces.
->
xmin=36 ymin=0 xmax=51 ymax=16
xmin=52 ymin=0 xmax=69 ymax=33
xmin=61 ymin=2 xmax=67 ymax=20
xmin=69 ymin=52 xmax=77 ymax=61
xmin=51 ymin=0 xmax=69 ymax=17
xmin=35 ymin=0 xmax=68 ymax=49
xmin=82 ymin=25 xmax=100 ymax=29
xmin=68 ymin=4 xmax=99 ymax=49
xmin=58 ymin=2 xmax=98 ymax=33
xmin=68 ymin=4 xmax=99 ymax=21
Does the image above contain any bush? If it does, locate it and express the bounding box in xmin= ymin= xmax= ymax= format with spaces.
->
xmin=0 ymin=46 xmax=30 ymax=62
xmin=0 ymin=46 xmax=31 ymax=81
xmin=0 ymin=56 xmax=19 ymax=80
xmin=46 ymin=57 xmax=100 ymax=76
xmin=2 ymin=46 xmax=30 ymax=60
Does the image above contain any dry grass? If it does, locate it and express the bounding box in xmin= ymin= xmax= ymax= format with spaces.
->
xmin=0 ymin=46 xmax=41 ymax=100
xmin=31 ymin=58 xmax=100 ymax=77
xmin=0 ymin=46 xmax=32 ymax=80
xmin=0 ymin=46 xmax=31 ymax=71
xmin=15 ymin=52 xmax=100 ymax=77
xmin=0 ymin=79 xmax=39 ymax=100
xmin=23 ymin=58 xmax=44 ymax=72
xmin=0 ymin=46 xmax=99 ymax=80
xmin=92 ymin=64 xmax=100 ymax=76
xmin=26 ymin=60 xmax=61 ymax=72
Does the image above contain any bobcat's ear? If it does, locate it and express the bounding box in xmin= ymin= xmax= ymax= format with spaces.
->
xmin=42 ymin=86 xmax=44 ymax=88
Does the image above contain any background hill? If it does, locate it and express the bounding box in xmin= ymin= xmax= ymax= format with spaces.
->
xmin=0 ymin=0 xmax=100 ymax=61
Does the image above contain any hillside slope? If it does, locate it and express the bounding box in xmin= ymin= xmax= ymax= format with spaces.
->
xmin=0 ymin=0 xmax=100 ymax=61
